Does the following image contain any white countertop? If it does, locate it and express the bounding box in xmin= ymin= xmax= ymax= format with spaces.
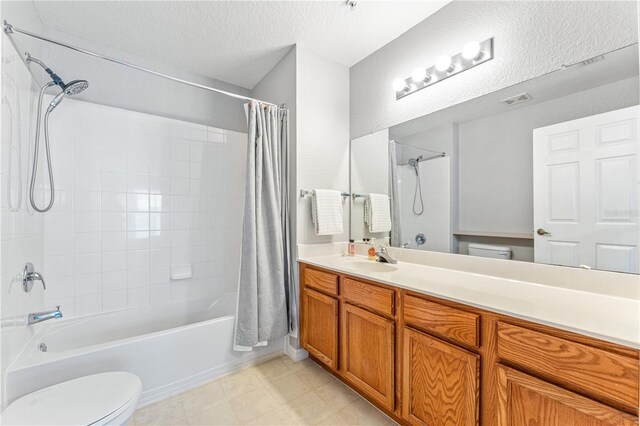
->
xmin=298 ymin=253 xmax=640 ymax=349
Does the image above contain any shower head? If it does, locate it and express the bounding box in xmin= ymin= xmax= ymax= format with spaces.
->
xmin=47 ymin=80 xmax=89 ymax=112
xmin=25 ymin=53 xmax=89 ymax=112
xmin=407 ymin=155 xmax=423 ymax=169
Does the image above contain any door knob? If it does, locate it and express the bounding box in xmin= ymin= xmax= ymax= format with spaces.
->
xmin=536 ymin=228 xmax=551 ymax=236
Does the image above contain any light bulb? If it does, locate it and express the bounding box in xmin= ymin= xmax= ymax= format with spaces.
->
xmin=393 ymin=78 xmax=408 ymax=92
xmin=462 ymin=41 xmax=482 ymax=60
xmin=435 ymin=55 xmax=453 ymax=72
xmin=411 ymin=68 xmax=427 ymax=83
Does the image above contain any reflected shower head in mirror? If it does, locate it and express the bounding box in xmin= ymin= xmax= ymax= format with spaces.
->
xmin=407 ymin=155 xmax=423 ymax=174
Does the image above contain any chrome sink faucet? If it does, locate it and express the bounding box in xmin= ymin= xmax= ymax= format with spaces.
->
xmin=28 ymin=306 xmax=62 ymax=325
xmin=376 ymin=246 xmax=397 ymax=264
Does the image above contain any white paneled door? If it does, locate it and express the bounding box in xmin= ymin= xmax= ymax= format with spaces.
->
xmin=533 ymin=105 xmax=639 ymax=273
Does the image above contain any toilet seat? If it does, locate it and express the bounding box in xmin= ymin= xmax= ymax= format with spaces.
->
xmin=1 ymin=372 xmax=142 ymax=426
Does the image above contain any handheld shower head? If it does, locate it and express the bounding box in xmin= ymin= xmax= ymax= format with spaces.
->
xmin=407 ymin=155 xmax=423 ymax=173
xmin=47 ymin=80 xmax=89 ymax=112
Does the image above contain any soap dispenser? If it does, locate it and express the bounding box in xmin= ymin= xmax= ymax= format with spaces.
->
xmin=368 ymin=238 xmax=377 ymax=260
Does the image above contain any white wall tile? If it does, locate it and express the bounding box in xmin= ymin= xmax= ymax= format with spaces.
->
xmin=36 ymin=96 xmax=244 ymax=320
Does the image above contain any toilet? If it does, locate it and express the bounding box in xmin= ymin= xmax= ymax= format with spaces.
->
xmin=468 ymin=243 xmax=512 ymax=259
xmin=1 ymin=372 xmax=142 ymax=426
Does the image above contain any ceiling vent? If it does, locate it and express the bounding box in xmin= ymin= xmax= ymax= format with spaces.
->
xmin=500 ymin=92 xmax=532 ymax=106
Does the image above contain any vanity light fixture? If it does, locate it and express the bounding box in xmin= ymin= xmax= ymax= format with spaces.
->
xmin=394 ymin=37 xmax=494 ymax=100
xmin=393 ymin=78 xmax=410 ymax=93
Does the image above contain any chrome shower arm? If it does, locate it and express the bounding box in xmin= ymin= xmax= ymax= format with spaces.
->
xmin=25 ymin=53 xmax=64 ymax=88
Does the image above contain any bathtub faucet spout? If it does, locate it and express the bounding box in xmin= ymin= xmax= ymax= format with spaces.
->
xmin=28 ymin=305 xmax=62 ymax=325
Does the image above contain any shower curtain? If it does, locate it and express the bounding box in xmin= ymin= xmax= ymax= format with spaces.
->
xmin=389 ymin=141 xmax=403 ymax=247
xmin=234 ymin=101 xmax=292 ymax=350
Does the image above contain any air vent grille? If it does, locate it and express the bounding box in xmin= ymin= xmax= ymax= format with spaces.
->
xmin=500 ymin=92 xmax=532 ymax=106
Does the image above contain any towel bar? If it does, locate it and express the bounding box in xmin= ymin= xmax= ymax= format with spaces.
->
xmin=299 ymin=190 xmax=350 ymax=199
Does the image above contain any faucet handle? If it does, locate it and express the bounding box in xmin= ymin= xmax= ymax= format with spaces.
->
xmin=56 ymin=305 xmax=60 ymax=311
xmin=22 ymin=263 xmax=46 ymax=293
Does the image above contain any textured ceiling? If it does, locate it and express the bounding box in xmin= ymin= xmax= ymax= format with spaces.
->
xmin=31 ymin=1 xmax=450 ymax=89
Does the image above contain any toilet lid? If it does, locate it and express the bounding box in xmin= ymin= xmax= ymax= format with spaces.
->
xmin=1 ymin=372 xmax=142 ymax=426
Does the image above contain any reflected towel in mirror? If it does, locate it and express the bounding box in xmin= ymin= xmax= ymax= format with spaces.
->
xmin=365 ymin=193 xmax=391 ymax=233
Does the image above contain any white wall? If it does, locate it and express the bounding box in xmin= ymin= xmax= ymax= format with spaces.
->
xmin=2 ymin=1 xmax=251 ymax=133
xmin=350 ymin=1 xmax=638 ymax=138
xmin=1 ymin=27 xmax=46 ymax=384
xmin=350 ymin=130 xmax=389 ymax=242
xmin=296 ymin=47 xmax=350 ymax=245
xmin=251 ymin=47 xmax=298 ymax=250
xmin=457 ymin=77 xmax=639 ymax=235
xmin=39 ymin=97 xmax=246 ymax=317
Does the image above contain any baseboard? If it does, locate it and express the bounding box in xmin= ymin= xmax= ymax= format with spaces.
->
xmin=284 ymin=336 xmax=309 ymax=363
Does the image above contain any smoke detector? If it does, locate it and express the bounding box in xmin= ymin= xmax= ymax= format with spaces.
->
xmin=500 ymin=92 xmax=532 ymax=106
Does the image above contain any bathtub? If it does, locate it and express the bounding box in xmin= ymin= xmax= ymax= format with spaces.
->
xmin=3 ymin=295 xmax=284 ymax=408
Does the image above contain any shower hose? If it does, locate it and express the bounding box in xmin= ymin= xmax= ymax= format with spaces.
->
xmin=29 ymin=81 xmax=57 ymax=213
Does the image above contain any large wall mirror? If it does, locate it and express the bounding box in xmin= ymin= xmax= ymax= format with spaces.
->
xmin=350 ymin=44 xmax=639 ymax=274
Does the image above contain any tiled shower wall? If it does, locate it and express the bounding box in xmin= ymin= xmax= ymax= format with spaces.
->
xmin=1 ymin=29 xmax=46 ymax=377
xmin=41 ymin=97 xmax=246 ymax=318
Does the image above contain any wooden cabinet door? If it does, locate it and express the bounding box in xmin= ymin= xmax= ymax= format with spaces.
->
xmin=496 ymin=364 xmax=638 ymax=426
xmin=402 ymin=327 xmax=479 ymax=426
xmin=302 ymin=288 xmax=339 ymax=370
xmin=341 ymin=303 xmax=395 ymax=410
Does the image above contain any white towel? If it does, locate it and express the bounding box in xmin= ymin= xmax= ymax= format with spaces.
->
xmin=364 ymin=193 xmax=391 ymax=233
xmin=311 ymin=189 xmax=344 ymax=235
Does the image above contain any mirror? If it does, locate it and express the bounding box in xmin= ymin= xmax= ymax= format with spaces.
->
xmin=350 ymin=44 xmax=640 ymax=274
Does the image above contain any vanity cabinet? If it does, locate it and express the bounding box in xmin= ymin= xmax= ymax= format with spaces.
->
xmin=298 ymin=263 xmax=640 ymax=426
xmin=341 ymin=303 xmax=395 ymax=410
xmin=496 ymin=365 xmax=638 ymax=426
xmin=301 ymin=288 xmax=339 ymax=370
xmin=403 ymin=327 xmax=479 ymax=426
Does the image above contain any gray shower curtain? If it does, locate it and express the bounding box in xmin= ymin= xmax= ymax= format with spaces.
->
xmin=234 ymin=101 xmax=292 ymax=350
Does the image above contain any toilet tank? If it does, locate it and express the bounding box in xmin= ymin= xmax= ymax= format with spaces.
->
xmin=468 ymin=243 xmax=512 ymax=259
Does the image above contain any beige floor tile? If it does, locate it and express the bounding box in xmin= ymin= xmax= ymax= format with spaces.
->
xmin=134 ymin=396 xmax=188 ymax=426
xmin=180 ymin=381 xmax=228 ymax=415
xmin=281 ymin=356 xmax=316 ymax=373
xmin=314 ymin=412 xmax=350 ymax=426
xmin=295 ymin=363 xmax=334 ymax=389
xmin=219 ymin=368 xmax=265 ymax=399
xmin=228 ymin=386 xmax=281 ymax=423
xmin=187 ymin=401 xmax=240 ymax=426
xmin=246 ymin=405 xmax=305 ymax=425
xmin=265 ymin=372 xmax=312 ymax=403
xmin=254 ymin=357 xmax=292 ymax=382
xmin=125 ymin=416 xmax=137 ymax=426
xmin=314 ymin=378 xmax=360 ymax=410
xmin=286 ymin=391 xmax=336 ymax=425
xmin=337 ymin=399 xmax=397 ymax=426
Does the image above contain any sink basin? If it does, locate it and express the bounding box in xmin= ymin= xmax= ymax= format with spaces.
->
xmin=336 ymin=258 xmax=398 ymax=274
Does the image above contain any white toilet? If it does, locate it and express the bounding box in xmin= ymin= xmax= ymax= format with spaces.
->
xmin=1 ymin=372 xmax=142 ymax=426
xmin=468 ymin=243 xmax=512 ymax=259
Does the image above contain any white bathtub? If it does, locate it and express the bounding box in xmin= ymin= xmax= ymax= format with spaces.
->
xmin=3 ymin=295 xmax=284 ymax=408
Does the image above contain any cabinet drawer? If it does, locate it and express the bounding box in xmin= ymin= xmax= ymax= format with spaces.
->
xmin=304 ymin=268 xmax=339 ymax=296
xmin=403 ymin=295 xmax=480 ymax=348
xmin=343 ymin=278 xmax=394 ymax=316
xmin=497 ymin=321 xmax=639 ymax=413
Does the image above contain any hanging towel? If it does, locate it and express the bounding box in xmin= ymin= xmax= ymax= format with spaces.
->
xmin=311 ymin=189 xmax=344 ymax=235
xmin=365 ymin=193 xmax=392 ymax=233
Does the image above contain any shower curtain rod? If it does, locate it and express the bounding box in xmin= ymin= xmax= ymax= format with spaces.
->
xmin=394 ymin=140 xmax=445 ymax=156
xmin=3 ymin=21 xmax=284 ymax=109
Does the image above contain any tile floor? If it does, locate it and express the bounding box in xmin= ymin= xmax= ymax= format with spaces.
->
xmin=132 ymin=355 xmax=398 ymax=425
